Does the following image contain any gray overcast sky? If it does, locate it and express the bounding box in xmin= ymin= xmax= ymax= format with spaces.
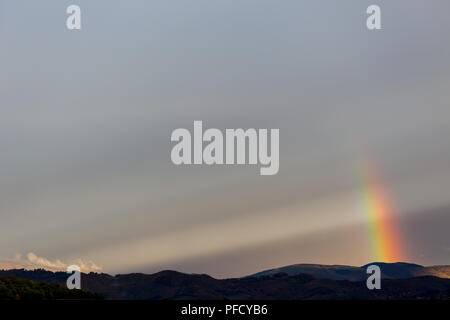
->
xmin=0 ymin=0 xmax=449 ymax=277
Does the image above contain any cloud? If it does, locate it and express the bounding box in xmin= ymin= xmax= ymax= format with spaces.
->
xmin=0 ymin=252 xmax=102 ymax=273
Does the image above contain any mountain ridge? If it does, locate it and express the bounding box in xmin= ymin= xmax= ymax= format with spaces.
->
xmin=248 ymin=262 xmax=450 ymax=281
xmin=1 ymin=262 xmax=449 ymax=299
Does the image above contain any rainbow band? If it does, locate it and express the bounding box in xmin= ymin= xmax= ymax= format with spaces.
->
xmin=359 ymin=156 xmax=405 ymax=262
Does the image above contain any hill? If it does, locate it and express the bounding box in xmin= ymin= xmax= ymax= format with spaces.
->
xmin=0 ymin=276 xmax=103 ymax=300
xmin=1 ymin=263 xmax=449 ymax=300
xmin=250 ymin=262 xmax=450 ymax=281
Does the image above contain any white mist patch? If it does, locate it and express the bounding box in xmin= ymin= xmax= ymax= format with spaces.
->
xmin=171 ymin=121 xmax=279 ymax=175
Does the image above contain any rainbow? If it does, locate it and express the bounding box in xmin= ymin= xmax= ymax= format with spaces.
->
xmin=359 ymin=155 xmax=405 ymax=262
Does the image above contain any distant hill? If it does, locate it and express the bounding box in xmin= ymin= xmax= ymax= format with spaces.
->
xmin=1 ymin=263 xmax=449 ymax=300
xmin=249 ymin=262 xmax=450 ymax=281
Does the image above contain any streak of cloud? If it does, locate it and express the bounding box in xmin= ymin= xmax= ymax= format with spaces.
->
xmin=0 ymin=252 xmax=102 ymax=273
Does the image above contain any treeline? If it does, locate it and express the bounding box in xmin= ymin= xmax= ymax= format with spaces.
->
xmin=0 ymin=277 xmax=103 ymax=300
